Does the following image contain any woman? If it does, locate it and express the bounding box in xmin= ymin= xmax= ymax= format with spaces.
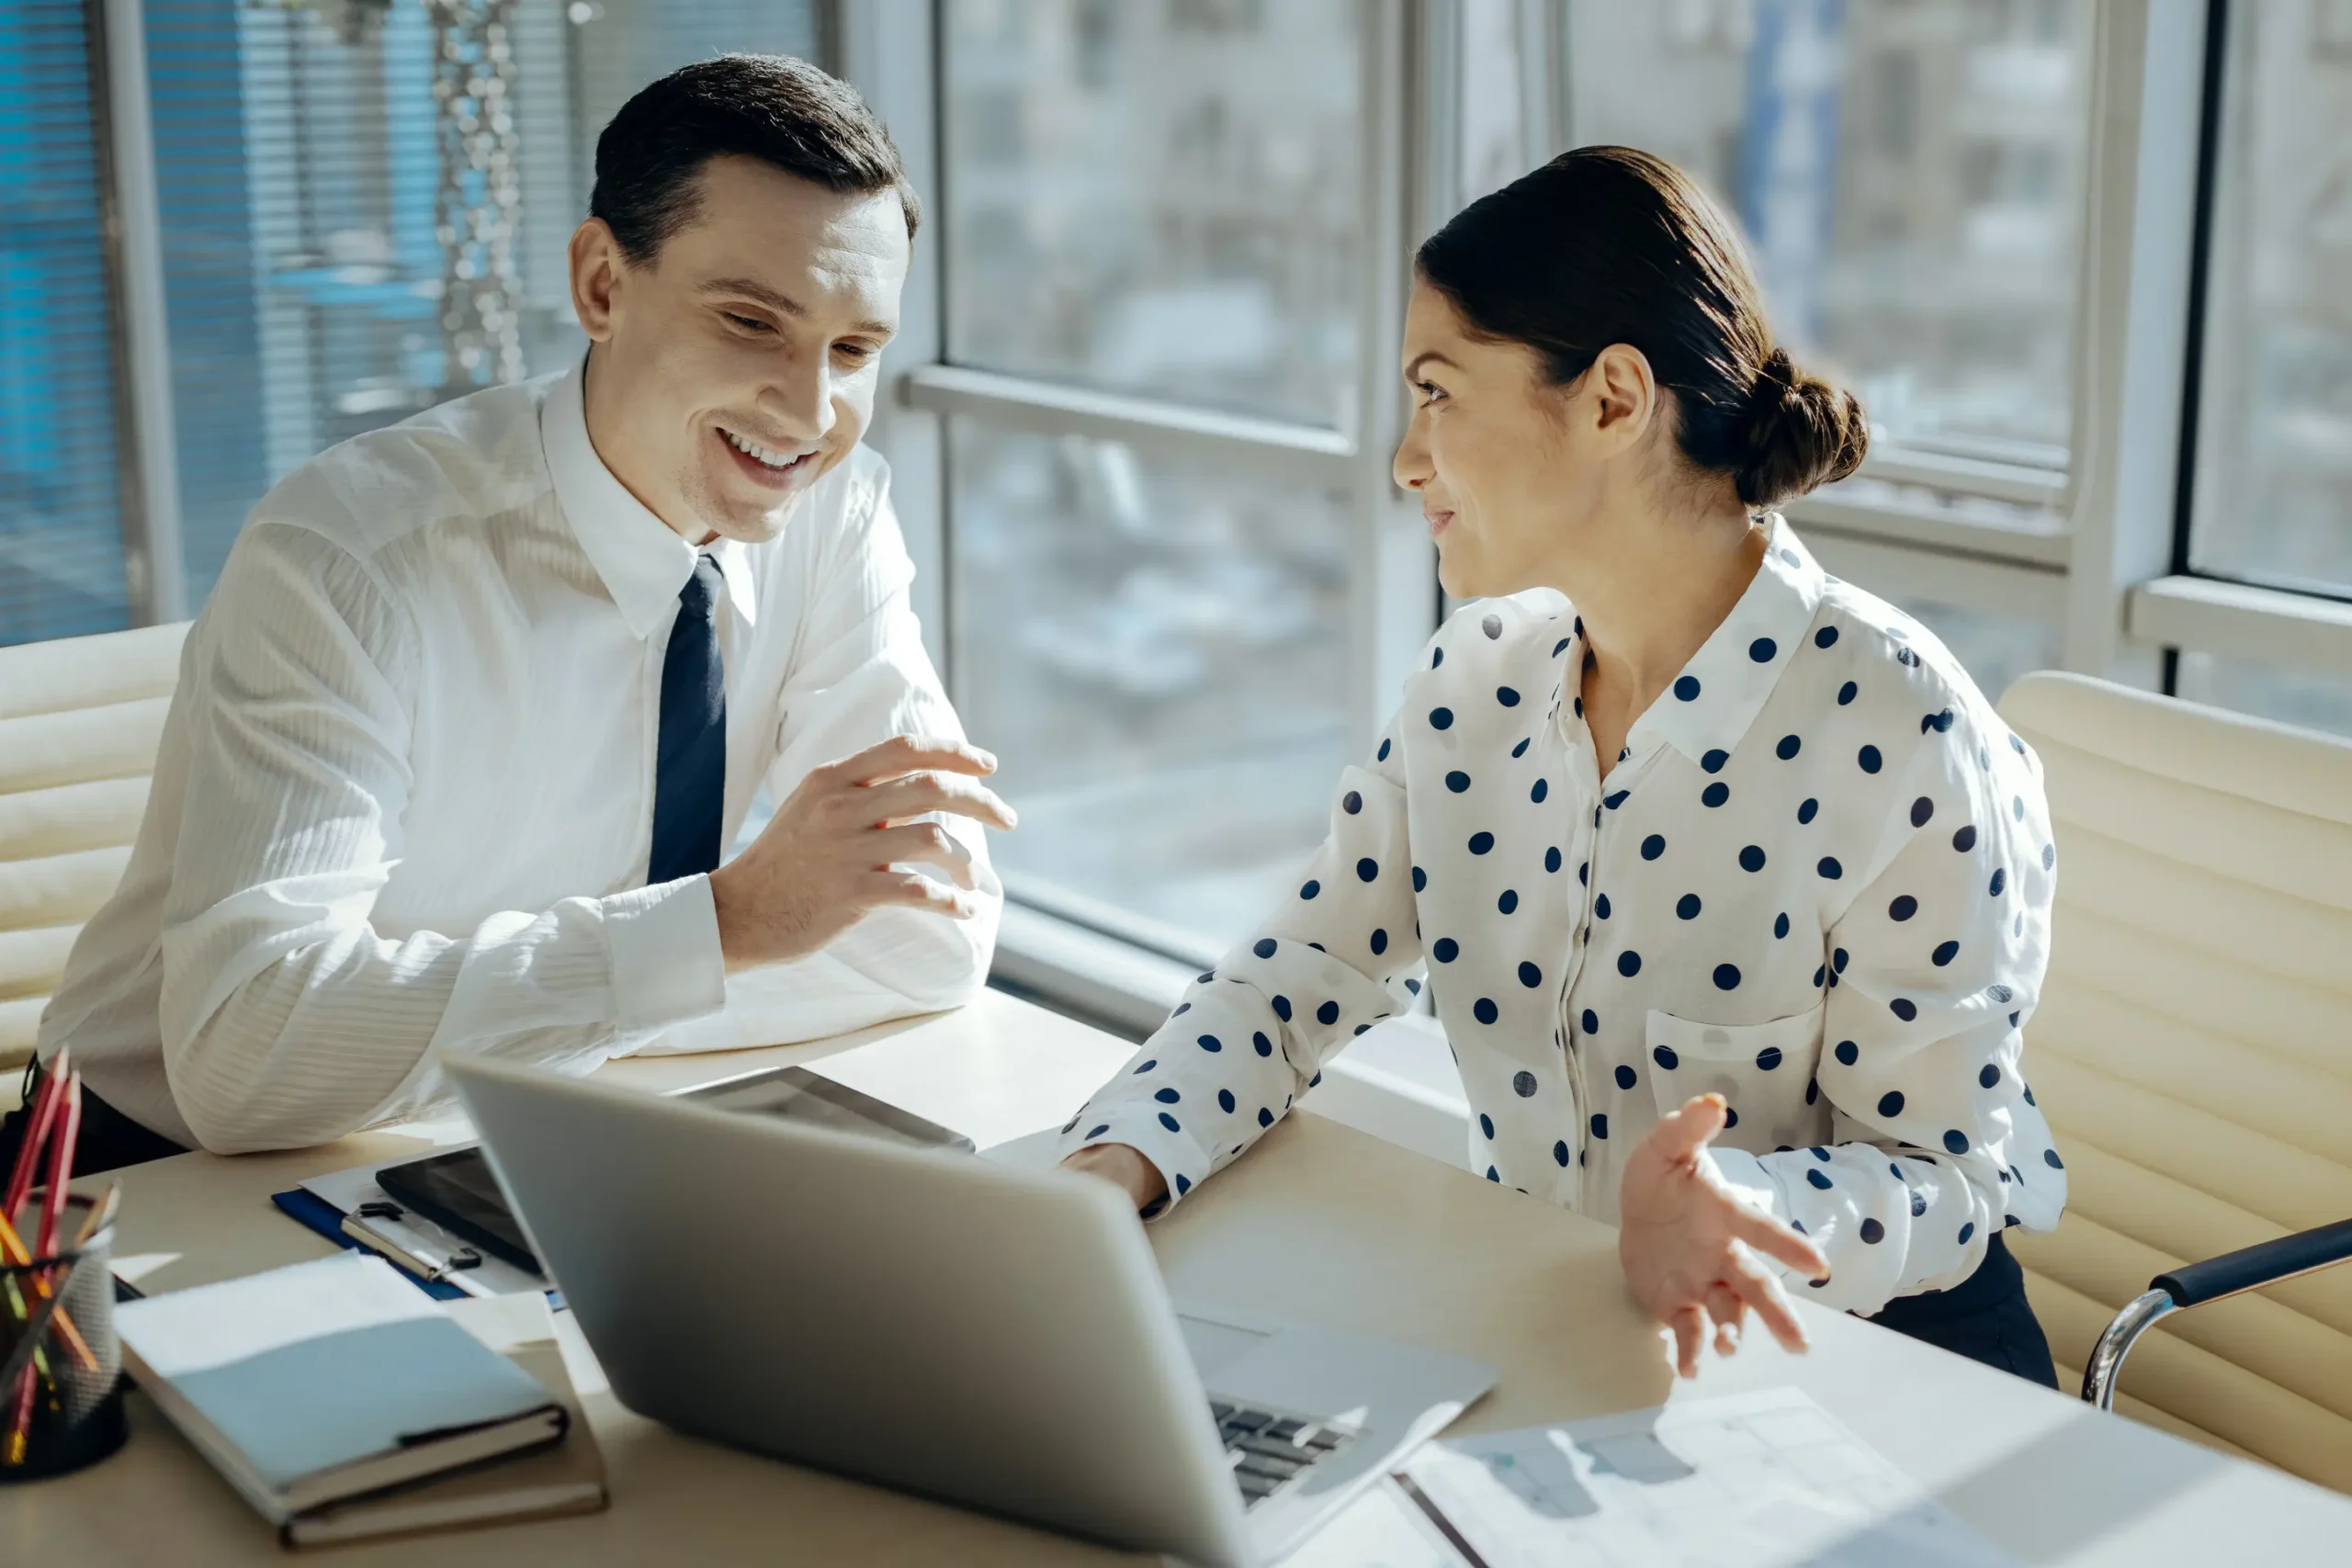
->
xmin=1059 ymin=147 xmax=2066 ymax=1386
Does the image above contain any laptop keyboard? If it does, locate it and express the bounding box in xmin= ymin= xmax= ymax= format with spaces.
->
xmin=1210 ymin=1400 xmax=1356 ymax=1508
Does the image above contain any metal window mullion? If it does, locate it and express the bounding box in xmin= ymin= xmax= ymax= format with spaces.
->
xmin=1350 ymin=0 xmax=1430 ymax=761
xmin=1515 ymin=0 xmax=1563 ymax=163
xmin=899 ymin=365 xmax=1355 ymax=489
xmin=838 ymin=0 xmax=949 ymax=677
xmin=2127 ymin=576 xmax=2352 ymax=678
xmin=2059 ymin=0 xmax=2208 ymax=684
xmin=90 ymin=0 xmax=187 ymax=625
xmin=2180 ymin=0 xmax=2255 ymax=598
xmin=1785 ymin=492 xmax=2074 ymax=571
xmin=1803 ymin=534 xmax=2071 ymax=625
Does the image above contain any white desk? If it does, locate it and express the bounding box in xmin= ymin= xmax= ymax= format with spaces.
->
xmin=10 ymin=988 xmax=2348 ymax=1563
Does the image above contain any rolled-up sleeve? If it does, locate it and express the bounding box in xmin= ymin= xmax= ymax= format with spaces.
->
xmin=1706 ymin=716 xmax=2068 ymax=1314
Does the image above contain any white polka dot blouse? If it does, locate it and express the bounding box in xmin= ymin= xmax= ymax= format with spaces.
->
xmin=1060 ymin=515 xmax=2068 ymax=1317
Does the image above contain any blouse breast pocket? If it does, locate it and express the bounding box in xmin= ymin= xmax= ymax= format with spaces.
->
xmin=1643 ymin=1004 xmax=1826 ymax=1144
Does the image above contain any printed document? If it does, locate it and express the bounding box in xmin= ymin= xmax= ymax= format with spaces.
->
xmin=1284 ymin=1387 xmax=2015 ymax=1567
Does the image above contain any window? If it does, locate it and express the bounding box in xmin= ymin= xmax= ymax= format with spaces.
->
xmin=926 ymin=0 xmax=1405 ymax=955
xmin=20 ymin=0 xmax=2352 ymax=1040
xmin=2176 ymin=652 xmax=2352 ymax=739
xmin=940 ymin=0 xmax=1364 ymax=429
xmin=2187 ymin=0 xmax=2352 ymax=599
xmin=0 ymin=0 xmax=130 ymax=644
xmin=1563 ymin=0 xmax=2097 ymax=498
xmin=1893 ymin=599 xmax=2063 ymax=709
xmin=945 ymin=419 xmax=1353 ymax=944
xmin=143 ymin=0 xmax=821 ymax=607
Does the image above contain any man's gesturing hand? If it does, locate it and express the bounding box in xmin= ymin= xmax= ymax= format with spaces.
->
xmin=707 ymin=735 xmax=1017 ymax=971
xmin=1618 ymin=1092 xmax=1832 ymax=1379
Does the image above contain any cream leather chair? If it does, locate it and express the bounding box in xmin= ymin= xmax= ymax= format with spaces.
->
xmin=2000 ymin=671 xmax=2352 ymax=1495
xmin=0 ymin=623 xmax=189 ymax=1089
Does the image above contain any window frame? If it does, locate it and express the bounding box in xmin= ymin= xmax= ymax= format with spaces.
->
xmin=847 ymin=0 xmax=2340 ymax=1025
xmin=88 ymin=0 xmax=187 ymax=624
xmin=2143 ymin=0 xmax=2352 ymax=682
xmin=845 ymin=0 xmax=1442 ymax=974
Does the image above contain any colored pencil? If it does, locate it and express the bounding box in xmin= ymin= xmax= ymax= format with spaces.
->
xmin=4 ymin=1065 xmax=87 ymax=1463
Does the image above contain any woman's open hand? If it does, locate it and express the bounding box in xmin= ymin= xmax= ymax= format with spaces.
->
xmin=1619 ymin=1092 xmax=1831 ymax=1377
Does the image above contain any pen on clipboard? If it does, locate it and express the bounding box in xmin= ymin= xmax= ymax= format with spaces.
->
xmin=340 ymin=1209 xmax=488 ymax=1290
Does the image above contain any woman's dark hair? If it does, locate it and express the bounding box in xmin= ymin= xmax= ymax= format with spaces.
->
xmin=592 ymin=54 xmax=919 ymax=265
xmin=1415 ymin=146 xmax=1868 ymax=509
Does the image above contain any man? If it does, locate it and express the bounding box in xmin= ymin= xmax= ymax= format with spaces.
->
xmin=16 ymin=56 xmax=1012 ymax=1168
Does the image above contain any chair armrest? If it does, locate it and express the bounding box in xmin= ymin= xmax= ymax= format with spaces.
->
xmin=2083 ymin=1217 xmax=2352 ymax=1408
xmin=2154 ymin=1218 xmax=2352 ymax=1308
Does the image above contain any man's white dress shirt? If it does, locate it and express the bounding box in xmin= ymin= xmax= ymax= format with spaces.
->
xmin=41 ymin=363 xmax=999 ymax=1153
xmin=1061 ymin=516 xmax=2064 ymax=1316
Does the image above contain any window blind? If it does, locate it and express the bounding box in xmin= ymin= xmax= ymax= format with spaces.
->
xmin=138 ymin=0 xmax=818 ymax=611
xmin=0 ymin=0 xmax=131 ymax=647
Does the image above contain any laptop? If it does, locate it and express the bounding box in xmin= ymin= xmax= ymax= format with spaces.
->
xmin=445 ymin=1055 xmax=1495 ymax=1567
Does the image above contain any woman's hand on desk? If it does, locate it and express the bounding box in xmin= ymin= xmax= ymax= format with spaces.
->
xmin=1619 ymin=1093 xmax=1831 ymax=1379
xmin=710 ymin=735 xmax=1017 ymax=972
xmin=1062 ymin=1143 xmax=1170 ymax=1213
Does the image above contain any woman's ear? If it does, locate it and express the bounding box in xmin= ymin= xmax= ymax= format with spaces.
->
xmin=1584 ymin=343 xmax=1659 ymax=453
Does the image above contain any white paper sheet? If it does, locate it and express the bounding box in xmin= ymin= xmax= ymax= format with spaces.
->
xmin=1286 ymin=1388 xmax=2016 ymax=1568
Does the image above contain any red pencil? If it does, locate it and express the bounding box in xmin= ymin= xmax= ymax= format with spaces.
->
xmin=2 ymin=1047 xmax=68 ymax=1231
xmin=6 ymin=1069 xmax=83 ymax=1462
xmin=32 ymin=1074 xmax=81 ymax=1259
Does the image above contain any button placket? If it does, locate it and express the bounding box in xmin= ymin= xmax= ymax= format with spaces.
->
xmin=1550 ymin=658 xmax=1608 ymax=1190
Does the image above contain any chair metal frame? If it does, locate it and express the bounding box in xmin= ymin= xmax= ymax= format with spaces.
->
xmin=2082 ymin=1219 xmax=2352 ymax=1409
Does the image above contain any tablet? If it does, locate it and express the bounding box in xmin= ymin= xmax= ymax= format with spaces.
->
xmin=376 ymin=1066 xmax=975 ymax=1274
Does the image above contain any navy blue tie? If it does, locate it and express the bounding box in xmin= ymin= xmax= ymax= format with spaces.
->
xmin=649 ymin=554 xmax=727 ymax=883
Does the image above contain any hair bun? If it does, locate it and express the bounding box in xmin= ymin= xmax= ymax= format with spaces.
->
xmin=1735 ymin=347 xmax=1869 ymax=509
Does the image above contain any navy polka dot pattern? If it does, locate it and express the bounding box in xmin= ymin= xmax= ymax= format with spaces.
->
xmin=1058 ymin=516 xmax=2064 ymax=1320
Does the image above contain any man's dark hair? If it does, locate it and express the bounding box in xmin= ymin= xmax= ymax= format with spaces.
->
xmin=591 ymin=54 xmax=919 ymax=265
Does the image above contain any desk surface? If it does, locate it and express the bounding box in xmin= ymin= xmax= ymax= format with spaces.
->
xmin=11 ymin=989 xmax=2348 ymax=1564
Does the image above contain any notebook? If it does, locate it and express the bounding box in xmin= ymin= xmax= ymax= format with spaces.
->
xmin=282 ymin=1292 xmax=607 ymax=1547
xmin=116 ymin=1254 xmax=568 ymax=1526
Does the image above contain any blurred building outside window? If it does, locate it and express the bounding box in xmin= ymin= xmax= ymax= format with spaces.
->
xmin=1565 ymin=0 xmax=2094 ymax=511
xmin=938 ymin=0 xmax=1369 ymax=953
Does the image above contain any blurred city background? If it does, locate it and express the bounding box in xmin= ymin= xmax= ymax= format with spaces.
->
xmin=2 ymin=0 xmax=2346 ymax=959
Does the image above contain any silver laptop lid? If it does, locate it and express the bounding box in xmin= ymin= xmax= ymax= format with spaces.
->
xmin=445 ymin=1054 xmax=1255 ymax=1568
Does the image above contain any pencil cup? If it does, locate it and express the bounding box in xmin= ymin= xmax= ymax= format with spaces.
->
xmin=0 ymin=1197 xmax=127 ymax=1482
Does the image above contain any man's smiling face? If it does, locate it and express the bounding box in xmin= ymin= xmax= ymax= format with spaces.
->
xmin=571 ymin=154 xmax=910 ymax=545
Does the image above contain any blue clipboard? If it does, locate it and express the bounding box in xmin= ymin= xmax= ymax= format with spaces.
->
xmin=269 ymin=1188 xmax=470 ymax=1301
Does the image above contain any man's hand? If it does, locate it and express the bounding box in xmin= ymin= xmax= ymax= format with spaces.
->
xmin=1619 ymin=1093 xmax=1831 ymax=1379
xmin=1062 ymin=1143 xmax=1169 ymax=1213
xmin=707 ymin=735 xmax=1016 ymax=972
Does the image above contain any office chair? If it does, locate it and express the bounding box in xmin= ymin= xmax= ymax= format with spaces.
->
xmin=0 ymin=622 xmax=190 ymax=1089
xmin=1997 ymin=671 xmax=2352 ymax=1495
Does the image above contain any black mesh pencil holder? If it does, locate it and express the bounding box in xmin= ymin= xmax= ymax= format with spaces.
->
xmin=0 ymin=1198 xmax=127 ymax=1482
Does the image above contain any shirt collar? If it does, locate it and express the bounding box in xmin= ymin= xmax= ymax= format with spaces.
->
xmin=1618 ymin=513 xmax=1829 ymax=766
xmin=540 ymin=356 xmax=758 ymax=640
